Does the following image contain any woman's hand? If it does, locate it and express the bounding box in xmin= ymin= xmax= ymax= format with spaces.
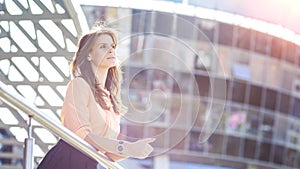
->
xmin=124 ymin=138 xmax=156 ymax=159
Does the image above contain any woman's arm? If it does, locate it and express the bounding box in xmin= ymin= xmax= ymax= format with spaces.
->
xmin=104 ymin=152 xmax=126 ymax=162
xmin=85 ymin=133 xmax=155 ymax=160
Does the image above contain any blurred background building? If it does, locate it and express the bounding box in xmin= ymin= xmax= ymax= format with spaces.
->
xmin=0 ymin=0 xmax=300 ymax=169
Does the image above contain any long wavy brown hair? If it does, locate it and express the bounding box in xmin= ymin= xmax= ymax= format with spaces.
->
xmin=70 ymin=28 xmax=122 ymax=115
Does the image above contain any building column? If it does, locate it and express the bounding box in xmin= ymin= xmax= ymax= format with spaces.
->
xmin=153 ymin=154 xmax=169 ymax=169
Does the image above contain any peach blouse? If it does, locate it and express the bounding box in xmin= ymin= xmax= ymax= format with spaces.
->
xmin=60 ymin=77 xmax=120 ymax=140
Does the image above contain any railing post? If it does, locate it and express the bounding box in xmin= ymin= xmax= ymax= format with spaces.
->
xmin=24 ymin=116 xmax=35 ymax=169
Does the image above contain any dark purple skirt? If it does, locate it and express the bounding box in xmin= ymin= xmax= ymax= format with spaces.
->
xmin=37 ymin=139 xmax=99 ymax=169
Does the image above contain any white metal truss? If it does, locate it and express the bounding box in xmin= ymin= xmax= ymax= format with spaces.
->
xmin=0 ymin=0 xmax=87 ymax=167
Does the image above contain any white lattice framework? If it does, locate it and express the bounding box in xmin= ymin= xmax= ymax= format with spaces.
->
xmin=0 ymin=0 xmax=88 ymax=166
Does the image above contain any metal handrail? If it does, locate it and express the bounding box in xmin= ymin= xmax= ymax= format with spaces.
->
xmin=0 ymin=81 xmax=125 ymax=169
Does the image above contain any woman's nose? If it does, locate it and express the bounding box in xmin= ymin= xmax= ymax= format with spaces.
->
xmin=108 ymin=47 xmax=114 ymax=53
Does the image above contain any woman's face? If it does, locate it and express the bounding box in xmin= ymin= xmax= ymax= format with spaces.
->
xmin=89 ymin=33 xmax=117 ymax=70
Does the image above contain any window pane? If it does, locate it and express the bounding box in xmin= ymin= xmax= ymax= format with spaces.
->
xmin=231 ymin=62 xmax=250 ymax=81
xmin=285 ymin=148 xmax=298 ymax=167
xmin=273 ymin=145 xmax=284 ymax=165
xmin=249 ymin=84 xmax=262 ymax=107
xmin=246 ymin=108 xmax=260 ymax=136
xmin=172 ymin=72 xmax=192 ymax=94
xmin=231 ymin=80 xmax=246 ymax=103
xmin=258 ymin=141 xmax=271 ymax=162
xmin=150 ymin=68 xmax=173 ymax=92
xmin=189 ymin=131 xmax=205 ymax=152
xmin=270 ymin=36 xmax=284 ymax=59
xmin=265 ymin=58 xmax=281 ymax=88
xmin=154 ymin=11 xmax=173 ymax=35
xmin=195 ymin=74 xmax=210 ymax=97
xmin=129 ymin=36 xmax=144 ymax=64
xmin=125 ymin=125 xmax=144 ymax=141
xmin=279 ymin=92 xmax=290 ymax=114
xmin=287 ymin=121 xmax=300 ymax=147
xmin=128 ymin=67 xmax=148 ymax=90
xmin=218 ymin=23 xmax=233 ymax=46
xmin=254 ymin=31 xmax=270 ymax=55
xmin=274 ymin=114 xmax=288 ymax=143
xmin=262 ymin=112 xmax=274 ymax=140
xmin=236 ymin=27 xmax=252 ymax=50
xmin=208 ymin=133 xmax=224 ymax=154
xmin=176 ymin=15 xmax=195 ymax=39
xmin=250 ymin=54 xmax=266 ymax=83
xmin=291 ymin=97 xmax=300 ymax=118
xmin=131 ymin=9 xmax=152 ymax=33
xmin=218 ymin=46 xmax=232 ymax=77
xmin=226 ymin=106 xmax=246 ymax=133
xmin=265 ymin=88 xmax=277 ymax=111
xmin=226 ymin=136 xmax=241 ymax=156
xmin=194 ymin=41 xmax=214 ymax=71
xmin=191 ymin=99 xmax=207 ymax=129
xmin=284 ymin=41 xmax=295 ymax=64
xmin=232 ymin=47 xmax=250 ymax=64
xmin=170 ymin=95 xmax=190 ymax=128
xmin=243 ymin=138 xmax=256 ymax=159
xmin=170 ymin=129 xmax=186 ymax=150
xmin=211 ymin=77 xmax=228 ymax=100
xmin=197 ymin=19 xmax=216 ymax=43
xmin=281 ymin=64 xmax=298 ymax=91
xmin=145 ymin=36 xmax=175 ymax=67
xmin=216 ymin=110 xmax=227 ymax=131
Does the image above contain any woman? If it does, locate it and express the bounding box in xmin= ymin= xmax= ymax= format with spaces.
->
xmin=37 ymin=25 xmax=155 ymax=169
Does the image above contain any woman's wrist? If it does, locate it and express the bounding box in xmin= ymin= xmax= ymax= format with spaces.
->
xmin=116 ymin=140 xmax=130 ymax=156
xmin=116 ymin=140 xmax=124 ymax=154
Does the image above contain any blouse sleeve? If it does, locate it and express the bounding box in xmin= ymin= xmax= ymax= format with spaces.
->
xmin=60 ymin=77 xmax=92 ymax=139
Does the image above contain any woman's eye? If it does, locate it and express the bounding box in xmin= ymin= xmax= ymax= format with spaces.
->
xmin=99 ymin=44 xmax=115 ymax=49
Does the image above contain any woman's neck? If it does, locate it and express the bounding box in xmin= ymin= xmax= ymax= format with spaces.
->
xmin=90 ymin=61 xmax=108 ymax=89
xmin=94 ymin=68 xmax=108 ymax=89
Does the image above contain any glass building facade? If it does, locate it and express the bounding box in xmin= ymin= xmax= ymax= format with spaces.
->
xmin=80 ymin=2 xmax=300 ymax=168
